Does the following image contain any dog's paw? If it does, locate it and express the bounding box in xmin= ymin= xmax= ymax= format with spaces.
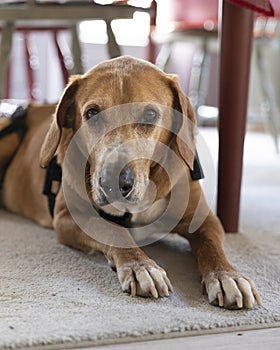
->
xmin=117 ymin=259 xmax=173 ymax=298
xmin=202 ymin=270 xmax=262 ymax=309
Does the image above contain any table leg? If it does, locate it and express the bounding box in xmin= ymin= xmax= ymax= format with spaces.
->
xmin=217 ymin=1 xmax=254 ymax=232
xmin=147 ymin=0 xmax=157 ymax=63
xmin=71 ymin=24 xmax=84 ymax=74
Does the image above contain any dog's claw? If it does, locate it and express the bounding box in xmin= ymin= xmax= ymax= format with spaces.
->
xmin=130 ymin=281 xmax=137 ymax=297
xmin=164 ymin=275 xmax=174 ymax=294
xmin=217 ymin=291 xmax=224 ymax=307
xmin=253 ymin=289 xmax=262 ymax=306
xmin=248 ymin=278 xmax=262 ymax=306
xmin=236 ymin=296 xmax=243 ymax=309
xmin=150 ymin=285 xmax=159 ymax=299
xmin=204 ymin=270 xmax=261 ymax=309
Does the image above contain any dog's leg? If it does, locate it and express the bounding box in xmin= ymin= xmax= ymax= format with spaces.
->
xmin=174 ymin=191 xmax=262 ymax=309
xmin=53 ymin=203 xmax=173 ymax=298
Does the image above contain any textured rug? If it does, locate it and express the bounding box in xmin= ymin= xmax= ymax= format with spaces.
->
xmin=0 ymin=209 xmax=280 ymax=349
xmin=1 ymin=130 xmax=280 ymax=349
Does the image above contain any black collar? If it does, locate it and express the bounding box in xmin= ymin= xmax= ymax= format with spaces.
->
xmin=42 ymin=154 xmax=204 ymax=219
xmin=99 ymin=209 xmax=133 ymax=227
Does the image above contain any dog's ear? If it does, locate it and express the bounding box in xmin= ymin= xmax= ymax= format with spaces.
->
xmin=168 ymin=74 xmax=196 ymax=171
xmin=40 ymin=76 xmax=80 ymax=168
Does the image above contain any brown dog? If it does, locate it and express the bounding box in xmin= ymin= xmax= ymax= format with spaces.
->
xmin=0 ymin=56 xmax=261 ymax=309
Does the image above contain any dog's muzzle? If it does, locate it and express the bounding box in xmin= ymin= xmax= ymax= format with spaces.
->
xmin=99 ymin=164 xmax=135 ymax=202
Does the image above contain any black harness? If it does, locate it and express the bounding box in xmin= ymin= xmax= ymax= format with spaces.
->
xmin=190 ymin=154 xmax=204 ymax=181
xmin=0 ymin=108 xmax=204 ymax=221
xmin=0 ymin=105 xmax=61 ymax=218
xmin=99 ymin=208 xmax=133 ymax=227
xmin=42 ymin=156 xmax=62 ymax=218
xmin=0 ymin=106 xmax=27 ymax=190
xmin=0 ymin=107 xmax=27 ymax=140
xmin=43 ymin=153 xmax=204 ymax=221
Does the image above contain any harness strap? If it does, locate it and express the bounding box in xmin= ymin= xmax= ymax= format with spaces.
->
xmin=0 ymin=106 xmax=27 ymax=190
xmin=0 ymin=106 xmax=27 ymax=141
xmin=99 ymin=209 xmax=133 ymax=228
xmin=42 ymin=155 xmax=204 ymax=219
xmin=190 ymin=153 xmax=204 ymax=181
xmin=42 ymin=156 xmax=62 ymax=218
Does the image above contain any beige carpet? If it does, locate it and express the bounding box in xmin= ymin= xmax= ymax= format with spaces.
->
xmin=0 ymin=129 xmax=280 ymax=349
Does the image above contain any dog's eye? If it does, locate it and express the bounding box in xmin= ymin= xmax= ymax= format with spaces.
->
xmin=85 ymin=108 xmax=100 ymax=121
xmin=142 ymin=108 xmax=159 ymax=124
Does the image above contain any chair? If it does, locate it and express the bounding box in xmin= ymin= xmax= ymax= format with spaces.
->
xmin=150 ymin=0 xmax=219 ymax=116
xmin=254 ymin=16 xmax=280 ymax=153
xmin=0 ymin=0 xmax=154 ymax=99
xmin=218 ymin=0 xmax=280 ymax=232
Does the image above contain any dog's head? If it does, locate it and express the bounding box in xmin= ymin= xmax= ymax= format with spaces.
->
xmin=40 ymin=56 xmax=196 ymax=209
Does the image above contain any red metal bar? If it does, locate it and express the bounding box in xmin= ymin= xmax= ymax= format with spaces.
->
xmin=217 ymin=0 xmax=254 ymax=232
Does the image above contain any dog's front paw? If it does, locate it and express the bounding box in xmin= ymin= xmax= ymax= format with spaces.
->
xmin=117 ymin=259 xmax=173 ymax=298
xmin=203 ymin=270 xmax=262 ymax=309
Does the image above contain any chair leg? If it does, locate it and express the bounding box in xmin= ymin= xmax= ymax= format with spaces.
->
xmin=196 ymin=40 xmax=212 ymax=109
xmin=71 ymin=24 xmax=84 ymax=74
xmin=217 ymin=1 xmax=254 ymax=232
xmin=23 ymin=31 xmax=36 ymax=100
xmin=5 ymin=61 xmax=12 ymax=99
xmin=155 ymin=42 xmax=173 ymax=71
xmin=255 ymin=39 xmax=280 ymax=153
xmin=188 ymin=39 xmax=211 ymax=116
xmin=52 ymin=30 xmax=70 ymax=86
xmin=105 ymin=20 xmax=121 ymax=59
xmin=0 ymin=22 xmax=14 ymax=99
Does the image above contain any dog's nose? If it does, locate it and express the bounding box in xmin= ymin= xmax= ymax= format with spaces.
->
xmin=99 ymin=165 xmax=134 ymax=200
xmin=119 ymin=166 xmax=134 ymax=197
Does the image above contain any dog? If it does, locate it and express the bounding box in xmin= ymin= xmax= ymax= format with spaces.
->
xmin=0 ymin=56 xmax=261 ymax=309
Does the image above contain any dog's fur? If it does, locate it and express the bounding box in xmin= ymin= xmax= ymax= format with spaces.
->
xmin=0 ymin=56 xmax=261 ymax=308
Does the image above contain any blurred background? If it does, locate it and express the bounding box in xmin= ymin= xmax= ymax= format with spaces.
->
xmin=1 ymin=0 xmax=279 ymax=152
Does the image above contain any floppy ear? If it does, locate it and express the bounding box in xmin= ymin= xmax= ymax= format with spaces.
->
xmin=40 ymin=76 xmax=80 ymax=168
xmin=168 ymin=74 xmax=196 ymax=171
